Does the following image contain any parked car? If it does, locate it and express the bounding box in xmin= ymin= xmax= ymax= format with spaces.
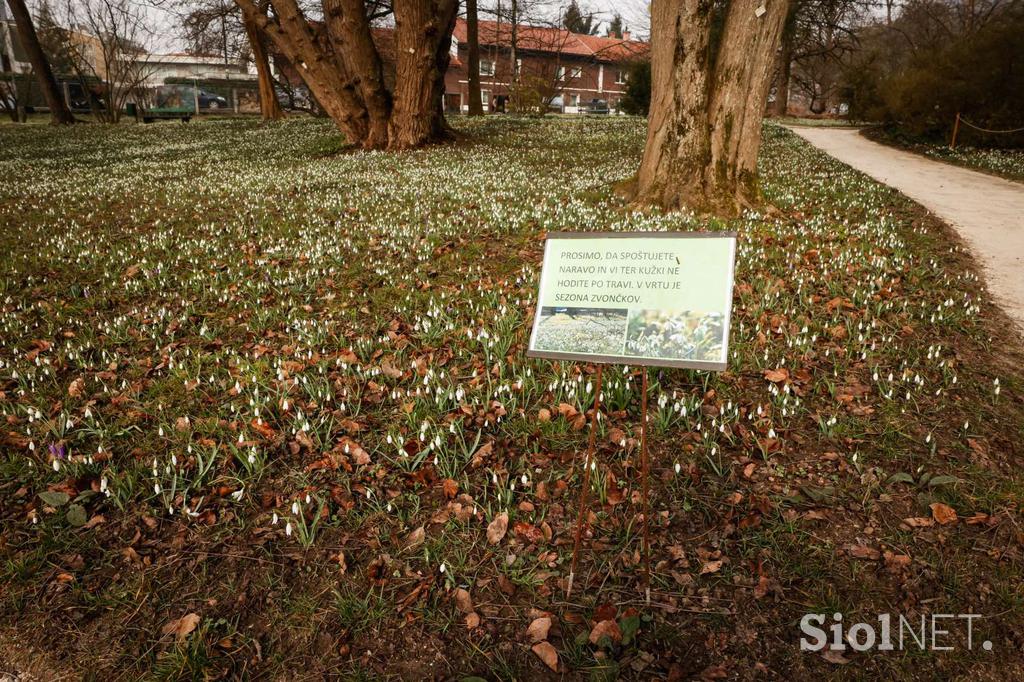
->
xmin=547 ymin=96 xmax=564 ymax=113
xmin=581 ymin=98 xmax=610 ymax=114
xmin=197 ymin=90 xmax=229 ymax=110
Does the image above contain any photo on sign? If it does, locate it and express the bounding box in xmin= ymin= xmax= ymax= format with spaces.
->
xmin=624 ymin=310 xmax=725 ymax=362
xmin=533 ymin=307 xmax=628 ymax=355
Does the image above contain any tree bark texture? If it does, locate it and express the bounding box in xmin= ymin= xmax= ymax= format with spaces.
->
xmin=466 ymin=0 xmax=484 ymax=115
xmin=6 ymin=0 xmax=75 ymax=125
xmin=635 ymin=0 xmax=791 ymax=216
xmin=235 ymin=0 xmax=457 ymax=149
xmin=243 ymin=14 xmax=285 ymax=121
xmin=769 ymin=4 xmax=796 ymax=117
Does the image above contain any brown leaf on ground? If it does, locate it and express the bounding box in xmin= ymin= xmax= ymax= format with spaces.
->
xmin=930 ymin=502 xmax=957 ymax=525
xmin=404 ymin=526 xmax=425 ymax=550
xmin=847 ymin=544 xmax=880 ymax=560
xmin=538 ymin=408 xmax=551 ymax=422
xmin=162 ymin=613 xmax=200 ymax=642
xmin=442 ymin=478 xmax=458 ymax=499
xmin=68 ymin=377 xmax=85 ymax=398
xmin=763 ymin=368 xmax=789 ymax=383
xmin=822 ymin=649 xmax=850 ymax=664
xmin=453 ymin=588 xmax=474 ymax=614
xmin=700 ymin=559 xmax=724 ymax=575
xmin=903 ymin=516 xmax=935 ymax=528
xmin=753 ymin=575 xmax=771 ymax=599
xmin=589 ymin=619 xmax=622 ymax=645
xmin=527 ymin=616 xmax=551 ymax=643
xmin=487 ymin=512 xmax=508 ymax=544
xmin=532 ymin=641 xmax=559 ymax=672
xmin=465 ymin=612 xmax=480 ymax=629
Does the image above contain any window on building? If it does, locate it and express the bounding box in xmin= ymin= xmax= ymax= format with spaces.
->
xmin=556 ymin=66 xmax=566 ymax=81
xmin=480 ymin=60 xmax=495 ymax=76
xmin=569 ymin=66 xmax=583 ymax=79
xmin=568 ymin=93 xmax=579 ymax=107
xmin=616 ymin=70 xmax=627 ymax=84
xmin=481 ymin=89 xmax=491 ymax=105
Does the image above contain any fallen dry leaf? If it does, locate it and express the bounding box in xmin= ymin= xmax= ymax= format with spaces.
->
xmin=700 ymin=560 xmax=723 ymax=575
xmin=822 ymin=649 xmax=850 ymax=664
xmin=763 ymin=368 xmax=789 ymax=383
xmin=527 ymin=616 xmax=551 ymax=643
xmin=162 ymin=613 xmax=201 ymax=642
xmin=404 ymin=526 xmax=425 ymax=550
xmin=930 ymin=502 xmax=958 ymax=525
xmin=847 ymin=544 xmax=880 ymax=560
xmin=453 ymin=587 xmax=474 ymax=614
xmin=589 ymin=619 xmax=622 ymax=645
xmin=487 ymin=512 xmax=509 ymax=545
xmin=532 ymin=641 xmax=559 ymax=672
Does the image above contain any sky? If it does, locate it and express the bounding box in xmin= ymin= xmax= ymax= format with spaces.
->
xmin=122 ymin=0 xmax=649 ymax=55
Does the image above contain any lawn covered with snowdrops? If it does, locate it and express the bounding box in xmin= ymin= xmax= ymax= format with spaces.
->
xmin=1 ymin=116 xmax=1022 ymax=679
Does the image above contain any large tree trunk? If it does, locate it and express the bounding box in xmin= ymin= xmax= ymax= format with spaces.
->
xmin=635 ymin=0 xmax=791 ymax=216
xmin=389 ymin=0 xmax=458 ymax=148
xmin=234 ymin=0 xmax=456 ymax=149
xmin=243 ymin=15 xmax=284 ymax=121
xmin=466 ymin=0 xmax=484 ymax=115
xmin=769 ymin=5 xmax=796 ymax=117
xmin=325 ymin=0 xmax=391 ymax=147
xmin=6 ymin=0 xmax=74 ymax=125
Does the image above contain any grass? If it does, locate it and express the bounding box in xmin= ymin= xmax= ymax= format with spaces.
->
xmin=0 ymin=115 xmax=1023 ymax=679
xmin=864 ymin=126 xmax=1024 ymax=182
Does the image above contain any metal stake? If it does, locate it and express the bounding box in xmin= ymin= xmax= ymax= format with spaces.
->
xmin=640 ymin=369 xmax=651 ymax=602
xmin=567 ymin=363 xmax=604 ymax=597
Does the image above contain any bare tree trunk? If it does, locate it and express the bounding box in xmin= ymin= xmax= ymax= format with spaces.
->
xmin=235 ymin=0 xmax=456 ymax=149
xmin=466 ymin=0 xmax=484 ymax=115
xmin=769 ymin=5 xmax=796 ymax=117
xmin=237 ymin=0 xmax=369 ymax=142
xmin=634 ymin=0 xmax=713 ymax=211
xmin=509 ymin=0 xmax=517 ymax=80
xmin=388 ymin=0 xmax=458 ymax=148
xmin=635 ymin=0 xmax=791 ymax=216
xmin=6 ymin=0 xmax=74 ymax=124
xmin=243 ymin=15 xmax=284 ymax=120
xmin=325 ymin=0 xmax=391 ymax=147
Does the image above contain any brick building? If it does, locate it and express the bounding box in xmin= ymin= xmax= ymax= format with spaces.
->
xmin=445 ymin=19 xmax=648 ymax=113
xmin=272 ymin=20 xmax=648 ymax=115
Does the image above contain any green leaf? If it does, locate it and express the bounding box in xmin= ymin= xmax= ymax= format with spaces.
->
xmin=39 ymin=491 xmax=70 ymax=507
xmin=66 ymin=504 xmax=88 ymax=527
xmin=886 ymin=472 xmax=915 ymax=486
xmin=927 ymin=475 xmax=959 ymax=488
xmin=620 ymin=614 xmax=641 ymax=646
xmin=800 ymin=486 xmax=835 ymax=502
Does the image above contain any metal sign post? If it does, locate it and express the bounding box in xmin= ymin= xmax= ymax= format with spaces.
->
xmin=526 ymin=231 xmax=737 ymax=600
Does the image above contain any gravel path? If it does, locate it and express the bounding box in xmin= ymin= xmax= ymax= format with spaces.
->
xmin=789 ymin=126 xmax=1024 ymax=330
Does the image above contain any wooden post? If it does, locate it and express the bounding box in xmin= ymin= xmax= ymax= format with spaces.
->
xmin=640 ymin=369 xmax=651 ymax=603
xmin=567 ymin=364 xmax=604 ymax=597
xmin=950 ymin=112 xmax=961 ymax=149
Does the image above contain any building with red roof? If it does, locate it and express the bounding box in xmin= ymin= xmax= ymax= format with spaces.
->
xmin=445 ymin=18 xmax=648 ymax=113
xmin=272 ymin=18 xmax=647 ymax=115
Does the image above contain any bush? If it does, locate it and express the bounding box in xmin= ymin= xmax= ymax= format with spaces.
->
xmin=618 ymin=61 xmax=650 ymax=116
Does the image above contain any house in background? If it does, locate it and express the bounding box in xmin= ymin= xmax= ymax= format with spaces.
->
xmin=446 ymin=19 xmax=648 ymax=113
xmin=139 ymin=53 xmax=256 ymax=89
xmin=0 ymin=1 xmax=29 ymax=75
xmin=272 ymin=19 xmax=648 ymax=116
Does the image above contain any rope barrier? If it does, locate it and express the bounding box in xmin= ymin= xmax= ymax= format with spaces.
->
xmin=958 ymin=118 xmax=1024 ymax=135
